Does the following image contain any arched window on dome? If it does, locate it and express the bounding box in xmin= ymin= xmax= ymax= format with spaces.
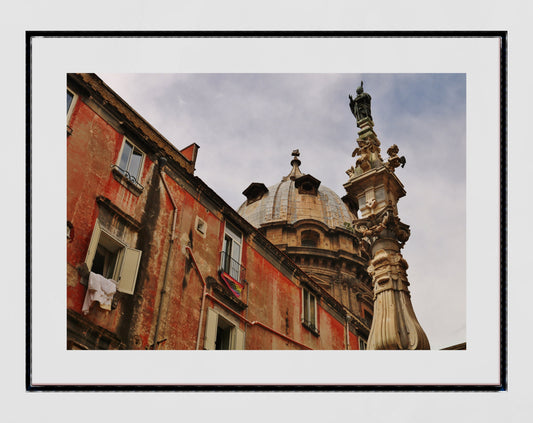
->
xmin=301 ymin=230 xmax=320 ymax=247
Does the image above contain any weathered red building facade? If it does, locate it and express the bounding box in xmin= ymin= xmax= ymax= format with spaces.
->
xmin=66 ymin=73 xmax=370 ymax=351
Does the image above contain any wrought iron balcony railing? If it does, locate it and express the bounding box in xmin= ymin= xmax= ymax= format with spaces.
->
xmin=219 ymin=251 xmax=245 ymax=282
xmin=110 ymin=164 xmax=145 ymax=192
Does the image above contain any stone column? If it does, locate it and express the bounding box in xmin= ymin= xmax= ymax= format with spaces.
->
xmin=343 ymin=99 xmax=429 ymax=350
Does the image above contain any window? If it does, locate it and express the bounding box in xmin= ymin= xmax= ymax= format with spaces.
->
xmin=204 ymin=308 xmax=244 ymax=350
xmin=221 ymin=222 xmax=243 ymax=282
xmin=67 ymin=90 xmax=74 ymax=113
xmin=85 ymin=220 xmax=142 ymax=294
xmin=242 ymin=182 xmax=269 ymax=205
xmin=112 ymin=138 xmax=145 ymax=195
xmin=195 ymin=216 xmax=207 ymax=237
xmin=67 ymin=88 xmax=77 ymax=117
xmin=67 ymin=88 xmax=78 ymax=135
xmin=301 ymin=230 xmax=319 ymax=247
xmin=302 ymin=287 xmax=317 ymax=332
xmin=294 ymin=174 xmax=321 ymax=196
xmin=302 ymin=182 xmax=313 ymax=191
xmin=362 ymin=310 xmax=373 ymax=328
xmin=359 ymin=338 xmax=367 ymax=350
xmin=117 ymin=138 xmax=145 ymax=184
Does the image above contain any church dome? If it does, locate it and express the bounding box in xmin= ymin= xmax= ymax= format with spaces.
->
xmin=238 ymin=151 xmax=354 ymax=230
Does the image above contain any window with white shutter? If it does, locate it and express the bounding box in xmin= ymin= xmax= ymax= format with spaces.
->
xmin=84 ymin=219 xmax=142 ymax=294
xmin=302 ymin=287 xmax=318 ymax=334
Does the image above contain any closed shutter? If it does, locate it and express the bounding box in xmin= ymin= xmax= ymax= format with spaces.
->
xmin=84 ymin=219 xmax=101 ymax=271
xmin=117 ymin=246 xmax=142 ymax=294
xmin=204 ymin=308 xmax=218 ymax=350
xmin=234 ymin=327 xmax=245 ymax=350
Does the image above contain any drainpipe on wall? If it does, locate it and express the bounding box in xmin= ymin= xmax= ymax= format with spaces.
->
xmin=151 ymin=157 xmax=178 ymax=350
xmin=184 ymin=246 xmax=207 ymax=350
xmin=345 ymin=315 xmax=352 ymax=350
xmin=243 ymin=272 xmax=250 ymax=348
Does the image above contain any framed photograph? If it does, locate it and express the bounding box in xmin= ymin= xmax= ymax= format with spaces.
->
xmin=28 ymin=32 xmax=504 ymax=390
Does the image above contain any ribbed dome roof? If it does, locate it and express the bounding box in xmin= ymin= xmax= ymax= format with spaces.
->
xmin=238 ymin=151 xmax=354 ymax=229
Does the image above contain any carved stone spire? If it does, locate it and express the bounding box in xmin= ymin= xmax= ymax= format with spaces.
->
xmin=343 ymin=84 xmax=430 ymax=350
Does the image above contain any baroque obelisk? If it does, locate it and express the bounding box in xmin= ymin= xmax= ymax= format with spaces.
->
xmin=345 ymin=82 xmax=430 ymax=350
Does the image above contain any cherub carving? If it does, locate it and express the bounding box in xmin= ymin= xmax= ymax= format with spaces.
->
xmin=352 ymin=137 xmax=378 ymax=172
xmin=386 ymin=144 xmax=406 ymax=171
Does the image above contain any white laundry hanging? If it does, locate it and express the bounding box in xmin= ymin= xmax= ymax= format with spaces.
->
xmin=82 ymin=272 xmax=117 ymax=314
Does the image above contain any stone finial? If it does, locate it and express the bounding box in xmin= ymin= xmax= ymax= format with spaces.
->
xmin=287 ymin=149 xmax=304 ymax=181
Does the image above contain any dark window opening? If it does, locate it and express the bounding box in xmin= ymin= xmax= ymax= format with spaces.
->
xmin=215 ymin=318 xmax=233 ymax=350
xmin=362 ymin=311 xmax=373 ymax=328
xmin=196 ymin=219 xmax=206 ymax=234
xmin=301 ymin=230 xmax=319 ymax=247
xmin=91 ymin=245 xmax=117 ymax=280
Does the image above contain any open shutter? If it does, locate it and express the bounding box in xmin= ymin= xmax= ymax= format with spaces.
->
xmin=234 ymin=327 xmax=245 ymax=350
xmin=117 ymin=246 xmax=142 ymax=294
xmin=204 ymin=308 xmax=218 ymax=350
xmin=302 ymin=289 xmax=308 ymax=323
xmin=84 ymin=219 xmax=101 ymax=271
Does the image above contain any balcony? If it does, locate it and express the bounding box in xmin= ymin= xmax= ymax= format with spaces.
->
xmin=219 ymin=251 xmax=246 ymax=283
xmin=110 ymin=164 xmax=144 ymax=196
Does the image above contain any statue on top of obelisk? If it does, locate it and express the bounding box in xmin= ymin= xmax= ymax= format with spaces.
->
xmin=349 ymin=81 xmax=373 ymax=126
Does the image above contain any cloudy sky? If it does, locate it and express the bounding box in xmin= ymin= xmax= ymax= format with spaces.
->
xmin=99 ymin=73 xmax=466 ymax=350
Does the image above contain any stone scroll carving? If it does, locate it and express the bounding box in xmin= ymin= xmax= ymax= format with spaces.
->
xmin=352 ymin=207 xmax=411 ymax=247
